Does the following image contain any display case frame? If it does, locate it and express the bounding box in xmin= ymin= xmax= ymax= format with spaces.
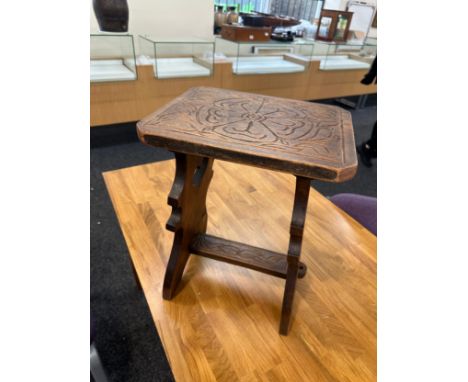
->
xmin=90 ymin=33 xmax=137 ymax=83
xmin=215 ymin=37 xmax=314 ymax=75
xmin=138 ymin=36 xmax=215 ymax=79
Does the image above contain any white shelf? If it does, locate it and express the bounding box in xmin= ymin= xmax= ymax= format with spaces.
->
xmin=231 ymin=56 xmax=305 ymax=75
xmin=315 ymin=55 xmax=371 ymax=71
xmin=90 ymin=59 xmax=136 ymax=82
xmin=154 ymin=58 xmax=211 ymax=79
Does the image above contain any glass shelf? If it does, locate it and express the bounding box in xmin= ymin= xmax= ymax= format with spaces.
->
xmin=215 ymin=37 xmax=314 ymax=75
xmin=138 ymin=36 xmax=215 ymax=79
xmin=311 ymin=41 xmax=376 ymax=71
xmin=90 ymin=34 xmax=137 ymax=83
xmin=365 ymin=36 xmax=377 ymax=46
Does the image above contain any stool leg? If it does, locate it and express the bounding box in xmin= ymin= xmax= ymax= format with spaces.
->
xmin=163 ymin=153 xmax=214 ymax=300
xmin=279 ymin=176 xmax=310 ymax=335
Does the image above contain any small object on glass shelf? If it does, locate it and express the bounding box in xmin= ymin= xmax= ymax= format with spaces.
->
xmin=295 ymin=29 xmax=304 ymax=38
xmin=316 ymin=9 xmax=353 ymax=42
xmin=271 ymin=30 xmax=294 ymax=42
xmin=317 ymin=17 xmax=332 ymax=39
xmin=334 ymin=14 xmax=348 ymax=40
xmin=226 ymin=6 xmax=239 ymax=25
xmin=214 ymin=5 xmax=226 ymax=34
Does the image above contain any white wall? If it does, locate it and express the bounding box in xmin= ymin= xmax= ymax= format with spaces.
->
xmin=90 ymin=0 xmax=214 ymax=54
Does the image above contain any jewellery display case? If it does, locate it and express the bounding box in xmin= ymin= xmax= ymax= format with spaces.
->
xmin=90 ymin=34 xmax=137 ymax=83
xmin=311 ymin=41 xmax=376 ymax=71
xmin=215 ymin=37 xmax=314 ymax=75
xmin=138 ymin=36 xmax=214 ymax=79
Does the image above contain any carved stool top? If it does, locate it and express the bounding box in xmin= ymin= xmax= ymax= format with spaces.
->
xmin=137 ymin=87 xmax=357 ymax=181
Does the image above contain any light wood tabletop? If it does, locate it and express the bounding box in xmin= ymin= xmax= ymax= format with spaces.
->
xmin=103 ymin=159 xmax=376 ymax=382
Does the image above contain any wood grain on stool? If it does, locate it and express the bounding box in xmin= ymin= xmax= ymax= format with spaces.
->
xmin=280 ymin=176 xmax=310 ymax=335
xmin=190 ymin=234 xmax=307 ymax=279
xmin=103 ymin=160 xmax=376 ymax=381
xmin=163 ymin=153 xmax=213 ymax=299
xmin=137 ymin=87 xmax=358 ymax=182
xmin=136 ymin=87 xmax=359 ymax=335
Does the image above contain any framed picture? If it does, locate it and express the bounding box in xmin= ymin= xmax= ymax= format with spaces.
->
xmin=316 ymin=9 xmax=353 ymax=42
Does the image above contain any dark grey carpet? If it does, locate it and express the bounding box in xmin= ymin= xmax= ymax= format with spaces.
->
xmin=91 ymin=138 xmax=174 ymax=382
xmin=90 ymin=96 xmax=376 ymax=382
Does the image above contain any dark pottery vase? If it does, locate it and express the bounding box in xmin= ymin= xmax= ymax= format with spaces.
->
xmin=214 ymin=5 xmax=226 ymax=28
xmin=226 ymin=6 xmax=239 ymax=25
xmin=93 ymin=0 xmax=129 ymax=33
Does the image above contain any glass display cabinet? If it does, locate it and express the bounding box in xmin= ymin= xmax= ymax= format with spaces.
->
xmin=316 ymin=9 xmax=353 ymax=42
xmin=311 ymin=41 xmax=376 ymax=71
xmin=90 ymin=34 xmax=137 ymax=83
xmin=138 ymin=36 xmax=214 ymax=79
xmin=215 ymin=37 xmax=314 ymax=75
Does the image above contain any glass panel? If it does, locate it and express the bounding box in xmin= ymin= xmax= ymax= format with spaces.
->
xmin=321 ymin=42 xmax=374 ymax=71
xmin=90 ymin=34 xmax=137 ymax=83
xmin=318 ymin=17 xmax=332 ymax=39
xmin=333 ymin=14 xmax=349 ymax=40
xmin=138 ymin=36 xmax=214 ymax=79
xmin=360 ymin=43 xmax=377 ymax=60
xmin=215 ymin=37 xmax=313 ymax=75
xmin=309 ymin=40 xmax=330 ymax=63
xmin=214 ymin=37 xmax=240 ymax=73
xmin=138 ymin=36 xmax=160 ymax=76
xmin=365 ymin=36 xmax=377 ymax=46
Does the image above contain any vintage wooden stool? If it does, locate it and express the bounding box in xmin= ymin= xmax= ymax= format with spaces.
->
xmin=137 ymin=87 xmax=358 ymax=335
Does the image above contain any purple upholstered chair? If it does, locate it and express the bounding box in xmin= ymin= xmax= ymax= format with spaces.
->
xmin=329 ymin=193 xmax=377 ymax=235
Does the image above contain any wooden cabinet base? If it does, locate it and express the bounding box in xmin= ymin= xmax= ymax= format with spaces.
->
xmin=91 ymin=61 xmax=376 ymax=127
xmin=221 ymin=25 xmax=272 ymax=42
